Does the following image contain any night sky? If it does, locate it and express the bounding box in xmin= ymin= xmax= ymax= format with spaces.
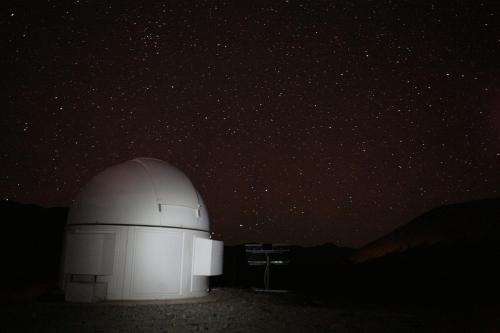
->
xmin=1 ymin=1 xmax=499 ymax=247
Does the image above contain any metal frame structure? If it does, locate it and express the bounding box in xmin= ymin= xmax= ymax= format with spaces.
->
xmin=245 ymin=243 xmax=290 ymax=292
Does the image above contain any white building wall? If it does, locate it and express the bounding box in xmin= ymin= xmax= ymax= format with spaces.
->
xmin=63 ymin=225 xmax=210 ymax=301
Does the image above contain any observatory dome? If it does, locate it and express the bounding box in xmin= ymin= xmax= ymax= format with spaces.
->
xmin=68 ymin=158 xmax=209 ymax=231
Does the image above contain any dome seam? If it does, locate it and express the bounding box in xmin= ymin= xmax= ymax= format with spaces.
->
xmin=131 ymin=158 xmax=161 ymax=205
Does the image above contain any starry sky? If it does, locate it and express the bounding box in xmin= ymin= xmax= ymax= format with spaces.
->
xmin=1 ymin=1 xmax=500 ymax=247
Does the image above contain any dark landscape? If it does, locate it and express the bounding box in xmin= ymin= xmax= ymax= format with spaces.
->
xmin=2 ymin=0 xmax=500 ymax=331
xmin=1 ymin=198 xmax=500 ymax=332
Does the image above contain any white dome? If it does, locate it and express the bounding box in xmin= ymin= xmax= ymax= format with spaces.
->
xmin=68 ymin=158 xmax=209 ymax=231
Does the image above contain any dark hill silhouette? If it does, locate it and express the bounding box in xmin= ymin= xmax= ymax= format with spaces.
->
xmin=349 ymin=198 xmax=500 ymax=302
xmin=352 ymin=197 xmax=500 ymax=263
xmin=0 ymin=201 xmax=68 ymax=285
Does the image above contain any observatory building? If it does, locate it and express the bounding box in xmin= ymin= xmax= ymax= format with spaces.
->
xmin=60 ymin=158 xmax=223 ymax=302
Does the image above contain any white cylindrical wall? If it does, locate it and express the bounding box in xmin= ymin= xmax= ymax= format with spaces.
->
xmin=63 ymin=225 xmax=210 ymax=300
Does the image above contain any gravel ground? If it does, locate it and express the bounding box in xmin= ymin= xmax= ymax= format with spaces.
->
xmin=2 ymin=288 xmax=499 ymax=332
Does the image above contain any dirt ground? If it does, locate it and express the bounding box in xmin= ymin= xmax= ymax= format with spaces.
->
xmin=2 ymin=287 xmax=499 ymax=332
